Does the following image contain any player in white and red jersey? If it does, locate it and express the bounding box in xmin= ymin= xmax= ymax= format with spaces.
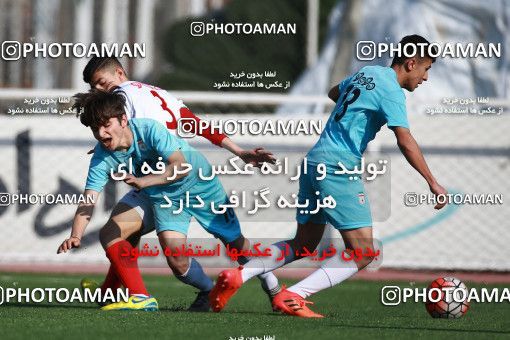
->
xmin=115 ymin=80 xmax=228 ymax=147
xmin=60 ymin=57 xmax=281 ymax=311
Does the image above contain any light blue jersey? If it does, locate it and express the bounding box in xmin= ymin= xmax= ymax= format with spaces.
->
xmin=298 ymin=66 xmax=408 ymax=230
xmin=85 ymin=118 xmax=210 ymax=199
xmin=307 ymin=66 xmax=409 ymax=168
xmin=85 ymin=118 xmax=241 ymax=241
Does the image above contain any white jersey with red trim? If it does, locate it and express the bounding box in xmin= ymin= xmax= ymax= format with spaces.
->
xmin=117 ymin=81 xmax=183 ymax=134
xmin=115 ymin=81 xmax=226 ymax=145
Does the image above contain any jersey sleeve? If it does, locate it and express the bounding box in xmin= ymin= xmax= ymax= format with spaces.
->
xmin=84 ymin=146 xmax=111 ymax=192
xmin=380 ymin=90 xmax=410 ymax=129
xmin=179 ymin=106 xmax=227 ymax=146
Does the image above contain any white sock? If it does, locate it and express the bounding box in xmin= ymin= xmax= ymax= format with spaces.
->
xmin=258 ymin=272 xmax=281 ymax=296
xmin=287 ymin=252 xmax=359 ymax=298
xmin=241 ymin=245 xmax=289 ymax=283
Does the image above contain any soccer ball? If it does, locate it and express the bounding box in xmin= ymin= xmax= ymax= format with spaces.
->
xmin=425 ymin=277 xmax=469 ymax=319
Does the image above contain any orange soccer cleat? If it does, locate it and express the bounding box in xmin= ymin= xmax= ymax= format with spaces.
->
xmin=272 ymin=287 xmax=324 ymax=318
xmin=209 ymin=266 xmax=244 ymax=312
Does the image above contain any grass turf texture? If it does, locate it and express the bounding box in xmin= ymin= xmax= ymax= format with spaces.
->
xmin=0 ymin=272 xmax=508 ymax=339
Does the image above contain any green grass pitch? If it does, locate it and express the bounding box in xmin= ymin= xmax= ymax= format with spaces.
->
xmin=0 ymin=272 xmax=508 ymax=339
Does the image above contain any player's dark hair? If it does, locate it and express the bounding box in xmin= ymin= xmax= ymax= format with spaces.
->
xmin=391 ymin=35 xmax=438 ymax=66
xmin=73 ymin=89 xmax=126 ymax=131
xmin=82 ymin=57 xmax=125 ymax=84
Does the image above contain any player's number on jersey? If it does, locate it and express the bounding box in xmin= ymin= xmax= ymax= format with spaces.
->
xmin=334 ymin=84 xmax=361 ymax=122
xmin=150 ymin=90 xmax=177 ymax=129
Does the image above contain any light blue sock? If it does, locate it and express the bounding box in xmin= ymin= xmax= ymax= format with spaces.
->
xmin=176 ymin=258 xmax=214 ymax=292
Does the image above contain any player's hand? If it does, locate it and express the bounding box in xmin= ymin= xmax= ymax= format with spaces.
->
xmin=238 ymin=147 xmax=276 ymax=167
xmin=429 ymin=182 xmax=448 ymax=210
xmin=57 ymin=236 xmax=81 ymax=254
xmin=123 ymin=174 xmax=145 ymax=190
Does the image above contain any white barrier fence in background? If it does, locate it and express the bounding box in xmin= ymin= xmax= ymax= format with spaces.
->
xmin=0 ymin=110 xmax=508 ymax=271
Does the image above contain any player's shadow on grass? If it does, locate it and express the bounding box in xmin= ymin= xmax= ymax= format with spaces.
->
xmin=159 ymin=305 xmax=187 ymax=312
xmin=323 ymin=323 xmax=510 ymax=335
xmin=158 ymin=305 xmax=273 ymax=315
xmin=206 ymin=310 xmax=276 ymax=316
xmin=2 ymin=302 xmax=100 ymax=309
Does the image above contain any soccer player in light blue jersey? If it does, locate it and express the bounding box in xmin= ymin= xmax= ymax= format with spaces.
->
xmin=56 ymin=89 xmax=280 ymax=311
xmin=67 ymin=57 xmax=279 ymax=312
xmin=210 ymin=35 xmax=449 ymax=317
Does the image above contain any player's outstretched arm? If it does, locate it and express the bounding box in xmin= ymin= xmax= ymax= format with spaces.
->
xmin=57 ymin=189 xmax=99 ymax=253
xmin=122 ymin=150 xmax=189 ymax=190
xmin=392 ymin=127 xmax=447 ymax=210
xmin=221 ymin=137 xmax=276 ymax=167
xmin=179 ymin=107 xmax=275 ymax=166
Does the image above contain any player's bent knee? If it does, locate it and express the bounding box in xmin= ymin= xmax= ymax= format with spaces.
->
xmin=165 ymin=256 xmax=189 ymax=275
xmin=293 ymin=222 xmax=326 ymax=253
xmin=109 ymin=203 xmax=144 ymax=237
xmin=99 ymin=220 xmax=122 ymax=248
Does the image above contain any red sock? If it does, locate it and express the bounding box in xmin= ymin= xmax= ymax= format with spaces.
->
xmin=100 ymin=265 xmax=122 ymax=293
xmin=105 ymin=240 xmax=149 ymax=296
